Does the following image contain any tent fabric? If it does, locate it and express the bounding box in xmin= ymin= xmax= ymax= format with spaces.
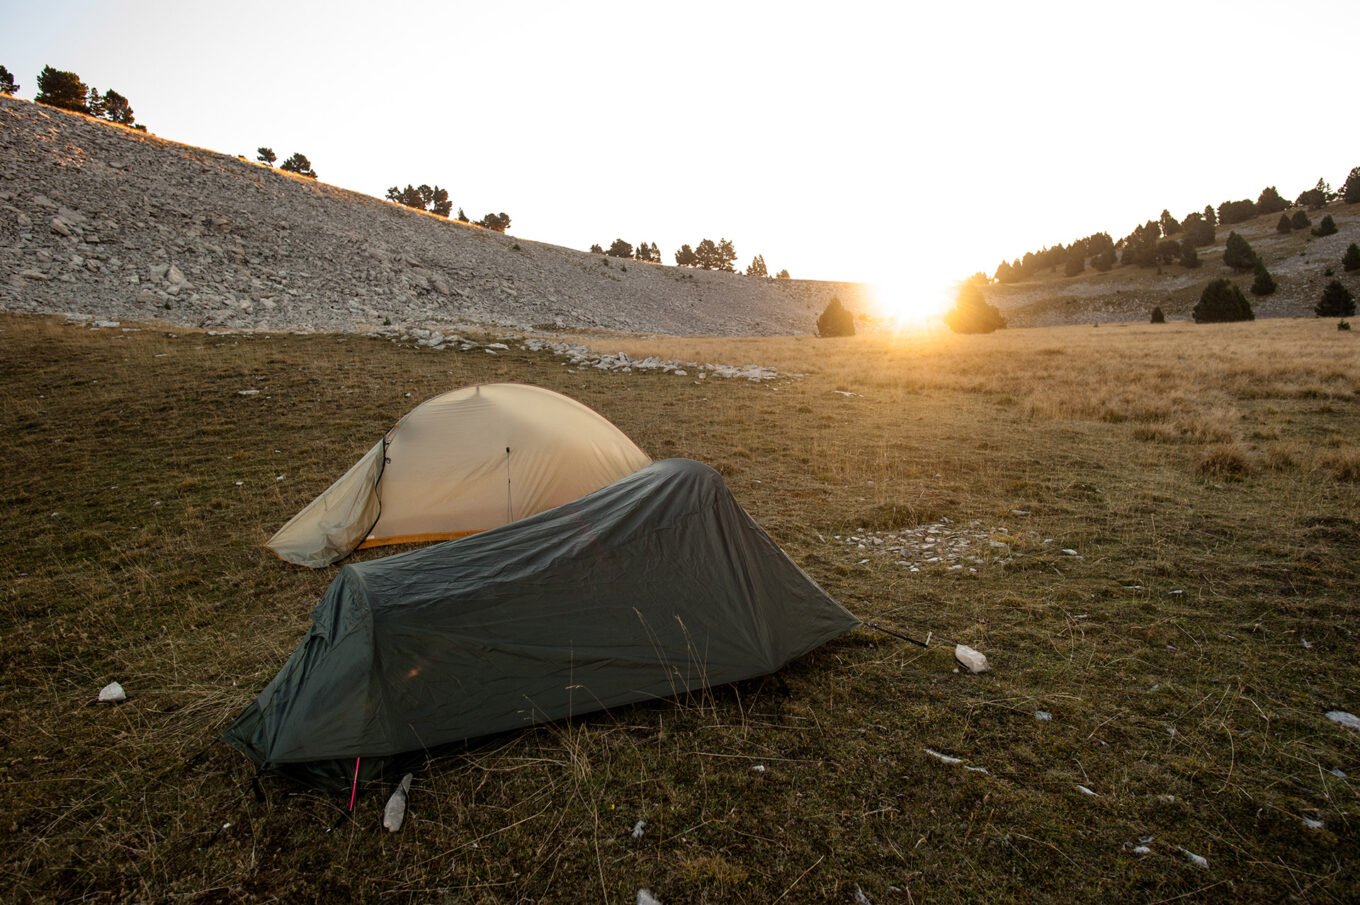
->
xmin=266 ymin=383 xmax=652 ymax=567
xmin=226 ymin=459 xmax=859 ymax=787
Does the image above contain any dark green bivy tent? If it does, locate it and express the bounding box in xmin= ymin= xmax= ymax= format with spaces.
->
xmin=226 ymin=459 xmax=858 ymax=787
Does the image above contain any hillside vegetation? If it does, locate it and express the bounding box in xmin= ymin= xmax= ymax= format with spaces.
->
xmin=989 ymin=203 xmax=1359 ymax=327
xmin=3 ymin=313 xmax=1357 ymax=902
xmin=0 ymin=95 xmax=870 ymax=337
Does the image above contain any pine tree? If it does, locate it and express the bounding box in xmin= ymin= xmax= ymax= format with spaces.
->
xmin=1276 ymin=213 xmax=1292 ymax=234
xmin=478 ymin=212 xmax=511 ymax=232
xmin=86 ymin=86 xmax=104 ymax=117
xmin=1223 ymin=232 xmax=1256 ymax=270
xmin=1312 ymin=215 xmax=1338 ymax=237
xmin=256 ymin=147 xmax=276 ymax=166
xmin=944 ymin=281 xmax=1006 ymax=334
xmin=1204 ymin=204 xmax=1217 ymax=227
xmin=101 ymin=90 xmax=135 ymax=126
xmin=1315 ymin=280 xmax=1356 ymax=317
xmin=34 ymin=65 xmax=89 ymax=113
xmin=0 ymin=65 xmax=18 ymax=96
xmin=746 ymin=254 xmax=768 ymax=277
xmin=1159 ymin=210 xmax=1182 ymax=235
xmin=1193 ymin=279 xmax=1255 ymax=323
xmin=776 ymin=269 xmax=790 ymax=280
xmin=1256 ymin=186 xmax=1287 ymax=214
xmin=1150 ymin=306 xmax=1166 ymax=324
xmin=674 ymin=244 xmax=697 ymax=267
xmin=589 ymin=244 xmax=604 ymax=254
xmin=1250 ymin=261 xmax=1277 ymax=296
xmin=1343 ymin=166 xmax=1360 ymax=204
xmin=817 ymin=296 xmax=855 ymax=337
xmin=457 ymin=208 xmax=468 ymax=223
xmin=1180 ymin=242 xmax=1201 ymax=269
xmin=1291 ymin=209 xmax=1310 ymax=230
xmin=1343 ymin=243 xmax=1360 ymax=273
xmin=606 ymin=238 xmax=633 ymax=258
xmin=280 ymin=153 xmax=317 ymax=178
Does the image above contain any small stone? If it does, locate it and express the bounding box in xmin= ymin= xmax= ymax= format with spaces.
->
xmin=98 ymin=681 xmax=126 ymax=703
xmin=50 ymin=217 xmax=72 ymax=237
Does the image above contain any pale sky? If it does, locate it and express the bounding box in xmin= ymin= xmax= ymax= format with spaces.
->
xmin=4 ymin=1 xmax=1357 ymax=317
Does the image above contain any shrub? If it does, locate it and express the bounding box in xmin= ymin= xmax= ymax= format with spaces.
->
xmin=589 ymin=244 xmax=603 ymax=254
xmin=776 ymin=269 xmax=791 ymax=280
xmin=1249 ymin=261 xmax=1277 ymax=296
xmin=1343 ymin=243 xmax=1360 ymax=272
xmin=817 ymin=296 xmax=855 ymax=337
xmin=1276 ymin=213 xmax=1292 ymax=234
xmin=1193 ymin=279 xmax=1254 ymax=323
xmin=1291 ymin=209 xmax=1311 ymax=230
xmin=34 ymin=65 xmax=88 ymax=113
xmin=1338 ymin=320 xmax=1351 ymax=332
xmin=1199 ymin=445 xmax=1252 ymax=480
xmin=1223 ymin=232 xmax=1256 ymax=270
xmin=944 ymin=281 xmax=1006 ymax=334
xmin=1150 ymin=306 xmax=1166 ymax=324
xmin=1316 ymin=280 xmax=1356 ymax=317
xmin=1312 ymin=215 xmax=1338 ymax=237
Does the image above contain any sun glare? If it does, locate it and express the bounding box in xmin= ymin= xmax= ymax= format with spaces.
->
xmin=869 ymin=280 xmax=954 ymax=331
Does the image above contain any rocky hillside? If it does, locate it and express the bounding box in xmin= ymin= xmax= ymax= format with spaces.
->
xmin=0 ymin=96 xmax=871 ymax=336
xmin=989 ymin=204 xmax=1359 ymax=326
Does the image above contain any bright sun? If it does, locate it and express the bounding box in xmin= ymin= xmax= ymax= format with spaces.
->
xmin=869 ymin=278 xmax=955 ymax=329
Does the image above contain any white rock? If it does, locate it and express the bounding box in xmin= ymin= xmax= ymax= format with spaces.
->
xmin=236 ymin=389 xmax=260 ymax=396
xmin=98 ymin=681 xmax=126 ymax=703
xmin=636 ymin=890 xmax=661 ymax=905
xmin=1326 ymin=711 xmax=1360 ymax=731
xmin=751 ymin=764 xmax=766 ymax=773
xmin=924 ymin=748 xmax=962 ymax=766
xmin=382 ymin=773 xmax=413 ymax=832
xmin=1076 ymin=784 xmax=1097 ymax=796
xmin=631 ymin=819 xmax=646 ymax=839
xmin=1178 ymin=846 xmax=1208 ymax=869
xmin=954 ymin=645 xmax=990 ymax=674
xmin=1302 ymin=817 xmax=1324 ymax=830
xmin=1035 ymin=710 xmax=1052 ymax=721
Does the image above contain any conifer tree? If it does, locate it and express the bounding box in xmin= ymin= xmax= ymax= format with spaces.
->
xmin=280 ymin=153 xmax=317 ymax=178
xmin=1180 ymin=242 xmax=1201 ymax=268
xmin=1343 ymin=166 xmax=1360 ymax=204
xmin=34 ymin=65 xmax=89 ymax=113
xmin=1291 ymin=209 xmax=1310 ymax=230
xmin=944 ymin=281 xmax=1006 ymax=334
xmin=1312 ymin=215 xmax=1338 ymax=237
xmin=256 ymin=147 xmax=276 ymax=166
xmin=0 ymin=65 xmax=18 ymax=95
xmin=1250 ymin=261 xmax=1277 ymax=296
xmin=1223 ymin=232 xmax=1256 ymax=270
xmin=1315 ymin=280 xmax=1356 ymax=317
xmin=746 ymin=254 xmax=768 ymax=277
xmin=1150 ymin=306 xmax=1166 ymax=324
xmin=1343 ymin=243 xmax=1360 ymax=273
xmin=1276 ymin=213 xmax=1292 ymax=234
xmin=1193 ymin=279 xmax=1254 ymax=323
xmin=817 ymin=296 xmax=855 ymax=337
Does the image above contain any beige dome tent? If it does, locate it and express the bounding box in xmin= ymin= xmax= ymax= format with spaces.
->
xmin=267 ymin=383 xmax=651 ymax=567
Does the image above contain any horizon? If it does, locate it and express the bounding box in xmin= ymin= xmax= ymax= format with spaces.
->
xmin=4 ymin=0 xmax=1358 ymax=320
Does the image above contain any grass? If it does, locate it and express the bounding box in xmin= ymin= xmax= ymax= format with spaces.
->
xmin=1 ymin=313 xmax=1358 ymax=903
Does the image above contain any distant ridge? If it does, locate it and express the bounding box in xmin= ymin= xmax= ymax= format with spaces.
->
xmin=0 ymin=95 xmax=871 ymax=336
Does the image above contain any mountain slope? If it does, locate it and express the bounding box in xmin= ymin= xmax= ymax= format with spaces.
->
xmin=988 ymin=206 xmax=1359 ymax=326
xmin=0 ymin=96 xmax=870 ymax=336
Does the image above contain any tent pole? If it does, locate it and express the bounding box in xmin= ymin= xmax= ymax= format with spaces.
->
xmin=504 ymin=446 xmax=512 ymax=522
xmin=348 ymin=756 xmax=361 ymax=812
xmin=862 ymin=621 xmax=932 ymax=649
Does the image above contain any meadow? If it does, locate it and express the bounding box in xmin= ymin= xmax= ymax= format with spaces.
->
xmin=1 ymin=313 xmax=1357 ymax=903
